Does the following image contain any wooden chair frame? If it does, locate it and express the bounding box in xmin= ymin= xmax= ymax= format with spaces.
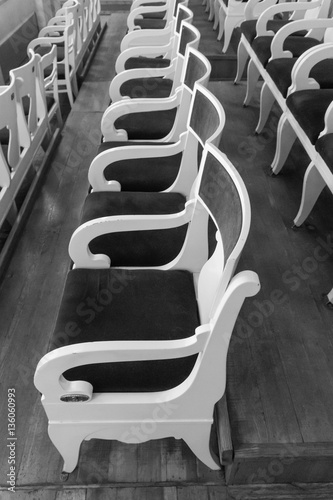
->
xmin=234 ymin=0 xmax=331 ymax=105
xmin=91 ymin=82 xmax=225 ymax=198
xmin=29 ymin=21 xmax=78 ymax=107
xmin=116 ymin=4 xmax=194 ymax=74
xmin=102 ymin=46 xmax=211 ymax=143
xmin=109 ymin=21 xmax=201 ymax=103
xmin=34 ymin=141 xmax=260 ymax=476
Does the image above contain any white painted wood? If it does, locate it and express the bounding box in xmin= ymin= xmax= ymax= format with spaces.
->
xmin=34 ymin=141 xmax=260 ymax=474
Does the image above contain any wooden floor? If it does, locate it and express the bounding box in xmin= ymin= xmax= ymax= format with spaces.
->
xmin=1 ymin=2 xmax=333 ymax=499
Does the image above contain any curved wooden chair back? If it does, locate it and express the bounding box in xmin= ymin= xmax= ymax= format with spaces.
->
xmin=10 ymin=49 xmax=47 ymax=139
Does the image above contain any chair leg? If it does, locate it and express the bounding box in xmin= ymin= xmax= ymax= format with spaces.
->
xmin=293 ymin=161 xmax=326 ymax=227
xmin=271 ymin=114 xmax=296 ymax=175
xmin=208 ymin=0 xmax=215 ymax=21
xmin=182 ymin=423 xmax=220 ymax=470
xmin=222 ymin=16 xmax=240 ymax=53
xmin=234 ymin=40 xmax=248 ymax=84
xmin=216 ymin=6 xmax=226 ymax=39
xmin=48 ymin=424 xmax=85 ymax=474
xmin=255 ymin=82 xmax=275 ymax=134
xmin=213 ymin=0 xmax=221 ymax=31
xmin=243 ymin=59 xmax=260 ymax=106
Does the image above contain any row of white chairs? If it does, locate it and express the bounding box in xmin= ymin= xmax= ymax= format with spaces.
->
xmin=0 ymin=46 xmax=61 ymax=231
xmin=33 ymin=2 xmax=260 ymax=479
xmin=28 ymin=0 xmax=101 ymax=106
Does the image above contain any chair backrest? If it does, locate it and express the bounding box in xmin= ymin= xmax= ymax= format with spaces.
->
xmin=164 ymin=46 xmax=212 ymax=141
xmin=0 ymin=79 xmax=29 ymax=188
xmin=0 ymin=77 xmax=31 ymax=228
xmin=170 ymin=21 xmax=201 ymax=93
xmin=37 ymin=44 xmax=62 ymax=123
xmin=195 ymin=143 xmax=251 ymax=323
xmin=57 ymin=0 xmax=82 ymax=54
xmin=166 ymin=82 xmax=226 ymax=195
xmin=10 ymin=49 xmax=47 ymax=138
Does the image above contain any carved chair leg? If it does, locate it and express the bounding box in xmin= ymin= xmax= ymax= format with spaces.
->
xmin=234 ymin=39 xmax=248 ymax=84
xmin=243 ymin=59 xmax=260 ymax=106
xmin=183 ymin=423 xmax=220 ymax=470
xmin=271 ymin=114 xmax=296 ymax=175
xmin=293 ymin=161 xmax=326 ymax=227
xmin=256 ymin=82 xmax=275 ymax=134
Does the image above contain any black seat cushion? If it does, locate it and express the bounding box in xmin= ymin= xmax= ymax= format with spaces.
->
xmin=34 ymin=44 xmax=65 ymax=62
xmin=252 ymin=35 xmax=320 ymax=66
xmin=81 ymin=190 xmax=187 ymax=266
xmin=114 ymin=107 xmax=177 ymax=140
xmin=120 ymin=76 xmax=173 ymax=99
xmin=286 ymin=89 xmax=333 ymax=144
xmin=97 ymin=141 xmax=182 ymax=191
xmin=124 ymin=56 xmax=171 ymax=71
xmin=134 ymin=18 xmax=167 ymax=29
xmin=315 ymin=133 xmax=333 ymax=171
xmin=51 ymin=268 xmax=199 ymax=392
xmin=266 ymin=58 xmax=333 ymax=97
xmin=241 ymin=19 xmax=297 ymax=44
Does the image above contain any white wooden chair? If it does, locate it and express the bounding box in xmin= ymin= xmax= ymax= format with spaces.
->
xmin=34 ymin=140 xmax=260 ymax=478
xmin=127 ymin=0 xmax=185 ymax=32
xmin=70 ymin=82 xmax=224 ymax=269
xmin=234 ymin=0 xmax=331 ymax=105
xmin=255 ymin=21 xmax=333 ymax=134
xmin=213 ymin=0 xmax=281 ymax=53
xmin=28 ymin=21 xmax=78 ymax=107
xmin=51 ymin=0 xmax=82 ymax=57
xmin=10 ymin=49 xmax=48 ymax=151
xmin=37 ymin=44 xmax=63 ymax=130
xmin=0 ymin=78 xmax=30 ymax=227
xmin=102 ymin=46 xmax=211 ymax=143
xmin=121 ymin=1 xmax=189 ymax=52
xmin=109 ymin=21 xmax=200 ymax=104
xmin=116 ymin=4 xmax=193 ymax=74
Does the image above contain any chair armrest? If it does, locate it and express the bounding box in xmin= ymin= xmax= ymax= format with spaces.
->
xmin=35 ymin=324 xmax=209 ymax=402
xmin=89 ymin=132 xmax=187 ymax=190
xmin=244 ymin=0 xmax=279 ymax=21
xmin=28 ymin=36 xmax=65 ymax=50
xmin=288 ymin=42 xmax=333 ymax=94
xmin=270 ymin=18 xmax=333 ymax=59
xmin=120 ymin=24 xmax=174 ymax=51
xmin=127 ymin=5 xmax=168 ymax=32
xmin=102 ymin=88 xmax=182 ymax=140
xmin=69 ymin=203 xmax=194 ymax=268
xmin=109 ymin=59 xmax=176 ymax=103
xmin=47 ymin=16 xmax=67 ymax=26
xmin=39 ymin=24 xmax=67 ymax=37
xmin=115 ymin=41 xmax=174 ymax=74
xmin=256 ymin=1 xmax=322 ymax=36
xmin=131 ymin=0 xmax=166 ymax=10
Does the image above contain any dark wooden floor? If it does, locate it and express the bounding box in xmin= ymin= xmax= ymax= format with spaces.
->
xmin=1 ymin=2 xmax=333 ymax=499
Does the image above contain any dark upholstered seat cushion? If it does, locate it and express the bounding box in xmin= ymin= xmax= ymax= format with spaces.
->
xmin=286 ymin=89 xmax=333 ymax=144
xmin=241 ymin=19 xmax=295 ymax=44
xmin=124 ymin=56 xmax=170 ymax=71
xmin=51 ymin=268 xmax=199 ymax=392
xmin=114 ymin=107 xmax=177 ymax=140
xmin=96 ymin=141 xmax=182 ymax=191
xmin=80 ymin=191 xmax=187 ymax=266
xmin=266 ymin=58 xmax=333 ymax=97
xmin=251 ymin=35 xmax=320 ymax=66
xmin=134 ymin=18 xmax=167 ymax=29
xmin=34 ymin=44 xmax=65 ymax=62
xmin=315 ymin=133 xmax=333 ymax=171
xmin=120 ymin=76 xmax=173 ymax=99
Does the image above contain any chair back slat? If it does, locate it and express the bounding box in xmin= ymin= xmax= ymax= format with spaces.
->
xmin=196 ymin=145 xmax=251 ymax=322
